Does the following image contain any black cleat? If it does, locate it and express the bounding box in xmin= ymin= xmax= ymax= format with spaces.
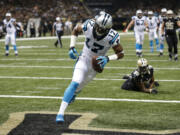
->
xmin=15 ymin=53 xmax=18 ymax=56
xmin=174 ymin=57 xmax=178 ymax=62
xmin=5 ymin=53 xmax=9 ymax=56
xmin=158 ymin=52 xmax=163 ymax=57
xmin=54 ymin=43 xmax=57 ymax=48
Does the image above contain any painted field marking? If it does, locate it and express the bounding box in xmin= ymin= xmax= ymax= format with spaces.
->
xmin=0 ymin=32 xmax=134 ymax=42
xmin=0 ymin=58 xmax=173 ymax=62
xmin=0 ymin=65 xmax=180 ymax=70
xmin=0 ymin=52 xmax=169 ymax=56
xmin=0 ymin=76 xmax=179 ymax=82
xmin=0 ymin=95 xmax=180 ymax=103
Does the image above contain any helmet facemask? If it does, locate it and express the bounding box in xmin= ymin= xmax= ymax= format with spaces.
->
xmin=94 ymin=23 xmax=110 ymax=37
xmin=137 ymin=58 xmax=148 ymax=74
xmin=93 ymin=13 xmax=112 ymax=39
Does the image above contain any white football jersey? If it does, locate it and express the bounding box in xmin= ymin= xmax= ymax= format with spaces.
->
xmin=53 ymin=22 xmax=63 ymax=31
xmin=147 ymin=16 xmax=158 ymax=29
xmin=158 ymin=15 xmax=166 ymax=31
xmin=81 ymin=19 xmax=120 ymax=57
xmin=3 ymin=18 xmax=16 ymax=34
xmin=132 ymin=16 xmax=146 ymax=32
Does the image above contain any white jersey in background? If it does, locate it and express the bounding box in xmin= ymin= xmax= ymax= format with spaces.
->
xmin=3 ymin=17 xmax=18 ymax=56
xmin=132 ymin=16 xmax=146 ymax=32
xmin=147 ymin=16 xmax=158 ymax=30
xmin=3 ymin=18 xmax=16 ymax=34
xmin=158 ymin=15 xmax=165 ymax=32
xmin=147 ymin=16 xmax=159 ymax=52
xmin=53 ymin=22 xmax=63 ymax=31
xmin=158 ymin=15 xmax=166 ymax=55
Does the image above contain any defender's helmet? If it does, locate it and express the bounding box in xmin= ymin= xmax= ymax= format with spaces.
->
xmin=167 ymin=10 xmax=173 ymax=15
xmin=136 ymin=9 xmax=143 ymax=19
xmin=137 ymin=58 xmax=148 ymax=73
xmin=94 ymin=13 xmax=112 ymax=37
xmin=167 ymin=10 xmax=174 ymax=18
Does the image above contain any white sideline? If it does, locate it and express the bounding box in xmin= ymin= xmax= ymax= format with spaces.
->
xmin=0 ymin=76 xmax=179 ymax=82
xmin=0 ymin=95 xmax=180 ymax=103
xmin=0 ymin=32 xmax=134 ymax=42
xmin=0 ymin=65 xmax=180 ymax=70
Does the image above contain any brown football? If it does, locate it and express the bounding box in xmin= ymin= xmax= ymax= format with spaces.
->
xmin=92 ymin=56 xmax=103 ymax=73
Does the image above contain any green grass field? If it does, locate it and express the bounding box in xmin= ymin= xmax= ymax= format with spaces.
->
xmin=0 ymin=33 xmax=180 ymax=134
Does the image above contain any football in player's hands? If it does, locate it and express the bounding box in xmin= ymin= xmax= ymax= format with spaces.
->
xmin=92 ymin=56 xmax=103 ymax=73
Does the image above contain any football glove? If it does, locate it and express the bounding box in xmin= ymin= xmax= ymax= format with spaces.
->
xmin=69 ymin=47 xmax=79 ymax=59
xmin=96 ymin=56 xmax=109 ymax=69
xmin=151 ymin=89 xmax=158 ymax=94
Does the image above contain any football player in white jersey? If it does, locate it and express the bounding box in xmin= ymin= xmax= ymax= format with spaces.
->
xmin=3 ymin=13 xmax=19 ymax=56
xmin=53 ymin=17 xmax=64 ymax=48
xmin=125 ymin=9 xmax=147 ymax=57
xmin=158 ymin=8 xmax=167 ymax=56
xmin=56 ymin=13 xmax=124 ymax=123
xmin=146 ymin=11 xmax=159 ymax=53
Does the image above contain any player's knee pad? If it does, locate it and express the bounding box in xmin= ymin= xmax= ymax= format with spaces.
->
xmin=63 ymin=81 xmax=79 ymax=103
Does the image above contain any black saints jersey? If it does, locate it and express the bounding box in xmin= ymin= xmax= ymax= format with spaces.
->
xmin=130 ymin=65 xmax=154 ymax=84
xmin=163 ymin=17 xmax=179 ymax=35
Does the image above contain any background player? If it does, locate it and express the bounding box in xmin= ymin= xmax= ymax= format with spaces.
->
xmin=161 ymin=10 xmax=180 ymax=61
xmin=121 ymin=58 xmax=158 ymax=94
xmin=146 ymin=11 xmax=159 ymax=53
xmin=125 ymin=9 xmax=147 ymax=57
xmin=53 ymin=17 xmax=64 ymax=48
xmin=3 ymin=13 xmax=19 ymax=56
xmin=158 ymin=8 xmax=167 ymax=56
xmin=56 ymin=12 xmax=124 ymax=123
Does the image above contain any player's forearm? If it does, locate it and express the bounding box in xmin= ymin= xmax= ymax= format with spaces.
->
xmin=108 ymin=44 xmax=124 ymax=60
xmin=70 ymin=25 xmax=82 ymax=48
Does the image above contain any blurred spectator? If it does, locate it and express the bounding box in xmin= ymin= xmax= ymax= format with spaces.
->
xmin=64 ymin=17 xmax=72 ymax=35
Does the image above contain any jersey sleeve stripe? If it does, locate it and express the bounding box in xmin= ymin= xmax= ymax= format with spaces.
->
xmin=109 ymin=33 xmax=119 ymax=45
xmin=82 ymin=20 xmax=89 ymax=31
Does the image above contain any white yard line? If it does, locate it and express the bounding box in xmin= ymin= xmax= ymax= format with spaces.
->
xmin=0 ymin=76 xmax=179 ymax=82
xmin=0 ymin=58 xmax=175 ymax=62
xmin=0 ymin=32 xmax=134 ymax=42
xmin=0 ymin=52 xmax=168 ymax=56
xmin=0 ymin=95 xmax=180 ymax=103
xmin=0 ymin=65 xmax=180 ymax=70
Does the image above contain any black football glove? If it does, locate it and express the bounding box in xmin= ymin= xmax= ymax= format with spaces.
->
xmin=151 ymin=89 xmax=158 ymax=94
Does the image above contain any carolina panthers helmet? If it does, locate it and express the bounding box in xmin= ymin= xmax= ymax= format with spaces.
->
xmin=161 ymin=8 xmax=167 ymax=13
xmin=137 ymin=58 xmax=148 ymax=73
xmin=148 ymin=11 xmax=153 ymax=15
xmin=136 ymin=9 xmax=143 ymax=18
xmin=5 ymin=13 xmax=11 ymax=17
xmin=148 ymin=11 xmax=153 ymax=18
xmin=94 ymin=13 xmax=112 ymax=37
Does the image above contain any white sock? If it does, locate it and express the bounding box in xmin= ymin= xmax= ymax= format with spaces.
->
xmin=58 ymin=101 xmax=68 ymax=115
xmin=15 ymin=50 xmax=18 ymax=54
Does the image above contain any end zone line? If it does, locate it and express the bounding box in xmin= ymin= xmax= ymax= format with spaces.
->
xmin=0 ymin=95 xmax=180 ymax=103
